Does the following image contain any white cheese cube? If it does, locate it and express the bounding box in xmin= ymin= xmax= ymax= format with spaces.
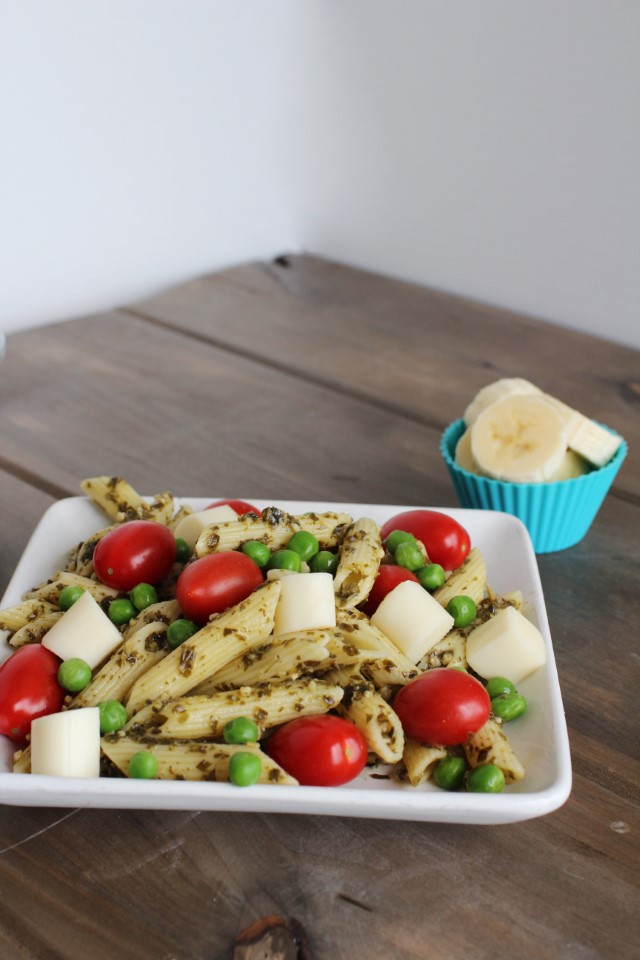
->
xmin=173 ymin=504 xmax=238 ymax=550
xmin=31 ymin=708 xmax=101 ymax=778
xmin=466 ymin=605 xmax=547 ymax=684
xmin=274 ymin=573 xmax=336 ymax=635
xmin=371 ymin=581 xmax=454 ymax=663
xmin=41 ymin=590 xmax=122 ymax=669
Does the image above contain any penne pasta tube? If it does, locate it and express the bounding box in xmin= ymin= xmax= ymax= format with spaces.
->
xmin=334 ymin=608 xmax=419 ymax=681
xmin=8 ymin=611 xmax=64 ymax=648
xmin=433 ymin=547 xmax=487 ymax=608
xmin=68 ymin=620 xmax=173 ymax=708
xmin=13 ymin=746 xmax=32 ymax=774
xmin=0 ymin=599 xmax=59 ymax=633
xmin=333 ymin=677 xmax=405 ymax=764
xmin=464 ymin=718 xmax=525 ymax=783
xmin=399 ymin=740 xmax=448 ymax=786
xmin=195 ymin=508 xmax=352 ymax=557
xmin=124 ymin=581 xmax=281 ymax=715
xmin=193 ymin=630 xmax=336 ymax=693
xmin=125 ymin=678 xmax=344 ymax=739
xmin=100 ymin=736 xmax=297 ymax=784
xmin=24 ymin=571 xmax=120 ymax=605
xmin=416 ymin=628 xmax=468 ymax=671
xmin=65 ymin=526 xmax=116 ymax=576
xmin=80 ymin=476 xmax=175 ymax=525
xmin=333 ymin=518 xmax=384 ymax=609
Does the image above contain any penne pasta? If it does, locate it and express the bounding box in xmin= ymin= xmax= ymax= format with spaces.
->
xmin=125 ymin=678 xmax=344 ymax=740
xmin=124 ymin=581 xmax=281 ymax=714
xmin=332 ymin=675 xmax=405 ymax=764
xmin=333 ymin=518 xmax=384 ymax=610
xmin=464 ymin=718 xmax=525 ymax=783
xmin=100 ymin=736 xmax=297 ymax=784
xmin=195 ymin=508 xmax=352 ymax=557
xmin=69 ymin=620 xmax=173 ymax=708
xmin=0 ymin=599 xmax=59 ymax=633
xmin=80 ymin=476 xmax=175 ymax=525
xmin=399 ymin=740 xmax=448 ymax=787
xmin=24 ymin=571 xmax=120 ymax=605
xmin=433 ymin=547 xmax=487 ymax=608
xmin=8 ymin=611 xmax=64 ymax=648
xmin=193 ymin=631 xmax=335 ymax=693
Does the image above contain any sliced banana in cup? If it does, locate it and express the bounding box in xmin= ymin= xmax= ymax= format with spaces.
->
xmin=470 ymin=394 xmax=568 ymax=483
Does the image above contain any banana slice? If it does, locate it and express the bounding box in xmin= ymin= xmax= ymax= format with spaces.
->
xmin=463 ymin=378 xmax=541 ymax=426
xmin=470 ymin=394 xmax=567 ymax=483
xmin=454 ymin=427 xmax=481 ymax=473
xmin=549 ymin=449 xmax=592 ymax=481
xmin=567 ymin=417 xmax=622 ymax=467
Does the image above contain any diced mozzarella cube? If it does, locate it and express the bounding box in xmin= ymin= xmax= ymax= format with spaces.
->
xmin=41 ymin=590 xmax=122 ymax=669
xmin=173 ymin=504 xmax=238 ymax=550
xmin=466 ymin=605 xmax=547 ymax=684
xmin=371 ymin=581 xmax=454 ymax=663
xmin=31 ymin=707 xmax=101 ymax=777
xmin=274 ymin=573 xmax=336 ymax=635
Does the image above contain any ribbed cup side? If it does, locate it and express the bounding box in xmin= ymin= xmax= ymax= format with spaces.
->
xmin=440 ymin=420 xmax=627 ymax=554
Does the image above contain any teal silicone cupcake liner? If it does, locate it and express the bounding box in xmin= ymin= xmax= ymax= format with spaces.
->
xmin=440 ymin=419 xmax=628 ymax=554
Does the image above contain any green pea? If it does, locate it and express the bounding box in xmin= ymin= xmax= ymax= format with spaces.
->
xmin=57 ymin=658 xmax=92 ymax=692
xmin=491 ymin=692 xmax=527 ymax=723
xmin=486 ymin=676 xmax=518 ymax=699
xmin=308 ymin=551 xmax=339 ymax=576
xmin=175 ymin=537 xmax=191 ymax=563
xmin=385 ymin=530 xmax=416 ymax=553
xmin=288 ymin=530 xmax=320 ymax=562
xmin=223 ymin=716 xmax=260 ymax=744
xmin=466 ymin=763 xmax=505 ymax=793
xmin=433 ymin=755 xmax=467 ymax=791
xmin=99 ymin=699 xmax=129 ymax=734
xmin=394 ymin=540 xmax=425 ymax=572
xmin=129 ymin=582 xmax=158 ymax=612
xmin=241 ymin=540 xmax=271 ymax=568
xmin=446 ymin=595 xmax=477 ymax=628
xmin=229 ymin=751 xmax=262 ymax=787
xmin=166 ymin=618 xmax=198 ymax=650
xmin=416 ymin=563 xmax=446 ymax=591
xmin=268 ymin=549 xmax=301 ymax=573
xmin=58 ymin=585 xmax=85 ymax=611
xmin=108 ymin=598 xmax=137 ymax=625
xmin=128 ymin=750 xmax=158 ymax=779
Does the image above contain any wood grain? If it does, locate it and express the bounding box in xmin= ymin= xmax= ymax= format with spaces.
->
xmin=131 ymin=255 xmax=640 ymax=499
xmin=0 ymin=256 xmax=638 ymax=960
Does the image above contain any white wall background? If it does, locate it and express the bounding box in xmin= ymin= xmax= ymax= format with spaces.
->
xmin=1 ymin=1 xmax=639 ymax=349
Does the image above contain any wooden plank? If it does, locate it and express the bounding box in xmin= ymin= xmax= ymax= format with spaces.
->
xmin=1 ymin=312 xmax=458 ymax=507
xmin=130 ymin=255 xmax=640 ymax=499
xmin=0 ymin=471 xmax=56 ymax=598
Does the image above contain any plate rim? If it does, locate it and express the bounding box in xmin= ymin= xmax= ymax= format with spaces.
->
xmin=0 ymin=496 xmax=573 ymax=824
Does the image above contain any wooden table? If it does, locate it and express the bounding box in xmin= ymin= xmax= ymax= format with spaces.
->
xmin=1 ymin=256 xmax=638 ymax=960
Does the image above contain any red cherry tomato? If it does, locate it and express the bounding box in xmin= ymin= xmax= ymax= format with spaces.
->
xmin=393 ymin=668 xmax=490 ymax=746
xmin=267 ymin=714 xmax=368 ymax=786
xmin=380 ymin=510 xmax=471 ymax=571
xmin=361 ymin=565 xmax=419 ymax=617
xmin=206 ymin=499 xmax=261 ymax=516
xmin=93 ymin=520 xmax=177 ymax=591
xmin=0 ymin=645 xmax=64 ymax=742
xmin=176 ymin=552 xmax=264 ymax=622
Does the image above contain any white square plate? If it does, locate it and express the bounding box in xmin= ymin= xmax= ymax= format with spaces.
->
xmin=0 ymin=497 xmax=572 ymax=824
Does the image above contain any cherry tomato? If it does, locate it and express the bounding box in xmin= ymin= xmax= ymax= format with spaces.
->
xmin=176 ymin=552 xmax=264 ymax=622
xmin=93 ymin=520 xmax=177 ymax=591
xmin=361 ymin=565 xmax=419 ymax=617
xmin=0 ymin=645 xmax=64 ymax=742
xmin=393 ymin=668 xmax=490 ymax=746
xmin=380 ymin=510 xmax=471 ymax=571
xmin=206 ymin=499 xmax=261 ymax=516
xmin=267 ymin=714 xmax=368 ymax=786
